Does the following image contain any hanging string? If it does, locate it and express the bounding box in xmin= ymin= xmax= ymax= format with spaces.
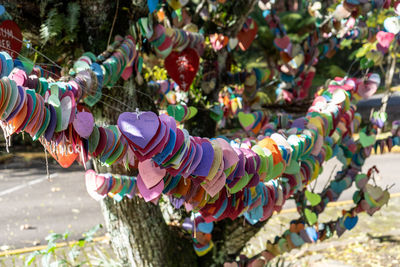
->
xmin=9 ymin=34 xmax=63 ymax=70
xmin=0 ymin=44 xmax=62 ymax=79
xmin=44 ymin=143 xmax=51 ymax=180
xmin=107 ymin=0 xmax=120 ymax=47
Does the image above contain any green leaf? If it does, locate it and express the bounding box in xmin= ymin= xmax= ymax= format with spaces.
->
xmin=83 ymin=224 xmax=103 ymax=241
xmin=360 ymin=57 xmax=374 ymax=69
xmin=25 ymin=251 xmax=41 ymax=266
xmin=305 ymin=190 xmax=322 ymax=206
xmin=304 ymin=208 xmax=318 ymax=225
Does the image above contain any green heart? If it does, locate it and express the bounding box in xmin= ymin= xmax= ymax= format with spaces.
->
xmin=304 ymin=208 xmax=318 ymax=225
xmin=305 ymin=190 xmax=321 ymax=207
xmin=187 ymin=106 xmax=198 ymax=120
xmin=167 ymin=104 xmax=186 ymax=122
xmin=209 ymin=106 xmax=223 ymax=121
xmin=359 ymin=131 xmax=376 ymax=148
xmin=238 ymin=112 xmax=256 ymax=128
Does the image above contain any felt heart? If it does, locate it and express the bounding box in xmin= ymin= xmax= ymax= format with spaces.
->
xmin=118 ymin=111 xmax=160 ymax=149
xmin=305 ymin=190 xmax=322 ymax=206
xmin=344 ymin=215 xmax=358 ymax=230
xmin=73 ymin=111 xmax=94 ymax=139
xmin=228 ymin=37 xmax=238 ymax=49
xmin=305 ymin=227 xmax=318 ymax=242
xmin=355 ymin=174 xmax=368 ymax=189
xmin=197 ymin=222 xmax=214 ymax=234
xmin=290 ymin=232 xmax=305 ymax=247
xmin=0 ymin=20 xmax=23 ymax=59
xmin=43 ymin=139 xmax=79 ymax=168
xmin=274 ymin=36 xmax=290 ymax=50
xmin=304 ymin=208 xmax=317 ymax=225
xmin=136 ymin=174 xmax=164 ymax=202
xmin=384 ymin=16 xmax=400 ymax=35
xmin=237 ymin=19 xmax=258 ymax=51
xmin=147 ymin=0 xmax=159 ymax=13
xmin=138 ymin=159 xmax=166 ymax=189
xmin=85 ymin=170 xmax=107 ymax=201
xmin=167 ymin=104 xmax=186 ymax=122
xmin=331 ymin=179 xmax=347 ymax=194
xmin=164 ymin=48 xmax=199 ymax=91
xmin=376 ymin=31 xmax=395 ymax=53
xmin=238 ymin=112 xmax=255 ymax=130
xmin=188 ymin=106 xmax=197 ymax=119
xmin=359 ymin=131 xmax=376 ymax=148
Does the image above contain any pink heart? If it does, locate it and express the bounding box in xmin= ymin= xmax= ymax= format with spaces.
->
xmin=138 ymin=159 xmax=166 ymax=189
xmin=118 ymin=111 xmax=160 ymax=149
xmin=274 ymin=36 xmax=290 ymax=50
xmin=136 ymin=174 xmax=164 ymax=202
xmin=376 ymin=31 xmax=395 ymax=53
xmin=73 ymin=112 xmax=94 ymax=138
xmin=85 ymin=170 xmax=107 ymax=201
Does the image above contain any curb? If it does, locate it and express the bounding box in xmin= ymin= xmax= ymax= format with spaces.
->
xmin=0 ymin=236 xmax=108 ymax=257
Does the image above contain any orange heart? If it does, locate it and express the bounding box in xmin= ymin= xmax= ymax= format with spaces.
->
xmin=42 ymin=138 xmax=79 ymax=168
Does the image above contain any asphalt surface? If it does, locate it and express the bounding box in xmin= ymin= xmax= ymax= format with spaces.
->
xmin=0 ymin=152 xmax=399 ymax=250
xmin=0 ymin=160 xmax=105 ymax=250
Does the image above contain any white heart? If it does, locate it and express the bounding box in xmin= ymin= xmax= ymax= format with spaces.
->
xmin=384 ymin=17 xmax=400 ymax=35
xmin=228 ymin=38 xmax=238 ymax=49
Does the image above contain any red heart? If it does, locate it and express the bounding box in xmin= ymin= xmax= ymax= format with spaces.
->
xmin=237 ymin=21 xmax=258 ymax=51
xmin=0 ymin=20 xmax=23 ymax=59
xmin=274 ymin=35 xmax=291 ymax=50
xmin=164 ymin=48 xmax=199 ymax=91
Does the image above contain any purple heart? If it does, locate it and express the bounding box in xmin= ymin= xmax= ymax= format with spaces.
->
xmin=118 ymin=112 xmax=160 ymax=149
xmin=73 ymin=112 xmax=94 ymax=138
xmin=183 ymin=143 xmax=203 ymax=178
xmin=6 ymin=85 xmax=25 ymax=122
xmin=299 ymin=229 xmax=312 ymax=243
xmin=291 ymin=118 xmax=307 ymax=129
xmin=191 ymin=140 xmax=214 ymax=177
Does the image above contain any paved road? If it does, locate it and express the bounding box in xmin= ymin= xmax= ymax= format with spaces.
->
xmin=0 ymin=160 xmax=105 ymax=250
xmin=0 ymin=152 xmax=399 ymax=250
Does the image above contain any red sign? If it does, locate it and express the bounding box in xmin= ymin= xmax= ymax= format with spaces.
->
xmin=0 ymin=20 xmax=22 ymax=59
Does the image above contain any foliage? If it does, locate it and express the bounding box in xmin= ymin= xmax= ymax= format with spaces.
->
xmin=39 ymin=2 xmax=81 ymax=45
xmin=25 ymin=224 xmax=104 ymax=267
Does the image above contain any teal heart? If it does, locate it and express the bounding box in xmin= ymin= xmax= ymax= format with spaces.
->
xmin=290 ymin=232 xmax=305 ymax=247
xmin=331 ymin=179 xmax=347 ymax=194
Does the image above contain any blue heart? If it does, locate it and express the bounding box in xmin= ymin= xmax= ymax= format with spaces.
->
xmin=344 ymin=215 xmax=358 ymax=230
xmin=147 ymin=0 xmax=158 ymax=13
xmin=197 ymin=222 xmax=214 ymax=234
xmin=305 ymin=227 xmax=318 ymax=242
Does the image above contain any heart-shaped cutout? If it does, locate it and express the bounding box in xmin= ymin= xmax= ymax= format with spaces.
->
xmin=138 ymin=159 xmax=166 ymax=189
xmin=164 ymin=48 xmax=199 ymax=91
xmin=118 ymin=111 xmax=160 ymax=149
